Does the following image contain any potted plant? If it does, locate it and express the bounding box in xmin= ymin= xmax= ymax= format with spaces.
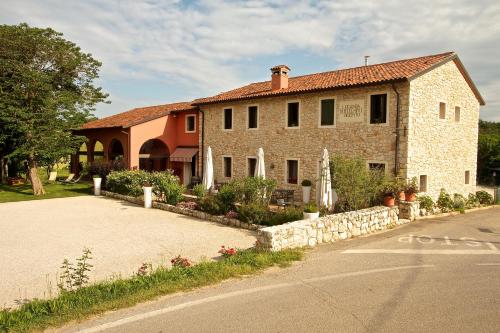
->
xmin=303 ymin=202 xmax=319 ymax=220
xmin=301 ymin=179 xmax=312 ymax=203
xmin=381 ymin=180 xmax=396 ymax=207
xmin=404 ymin=177 xmax=419 ymax=202
xmin=93 ymin=174 xmax=102 ymax=196
xmin=143 ymin=181 xmax=153 ymax=209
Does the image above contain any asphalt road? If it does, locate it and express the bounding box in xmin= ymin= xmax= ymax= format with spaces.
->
xmin=57 ymin=207 xmax=500 ymax=333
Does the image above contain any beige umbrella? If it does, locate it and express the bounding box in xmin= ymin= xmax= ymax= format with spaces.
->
xmin=318 ymin=148 xmax=333 ymax=209
xmin=254 ymin=147 xmax=266 ymax=179
xmin=202 ymin=146 xmax=214 ymax=190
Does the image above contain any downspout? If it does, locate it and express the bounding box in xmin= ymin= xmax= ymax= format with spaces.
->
xmin=391 ymin=83 xmax=401 ymax=177
xmin=121 ymin=129 xmax=130 ymax=169
xmin=200 ymin=109 xmax=205 ymax=179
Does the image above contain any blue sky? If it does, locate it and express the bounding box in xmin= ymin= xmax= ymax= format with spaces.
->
xmin=1 ymin=0 xmax=499 ymax=121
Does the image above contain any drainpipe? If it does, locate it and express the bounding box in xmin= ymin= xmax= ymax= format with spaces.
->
xmin=200 ymin=109 xmax=205 ymax=179
xmin=392 ymin=83 xmax=401 ymax=177
xmin=121 ymin=129 xmax=130 ymax=169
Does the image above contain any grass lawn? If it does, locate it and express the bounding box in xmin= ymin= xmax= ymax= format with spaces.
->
xmin=0 ymin=248 xmax=303 ymax=333
xmin=0 ymin=170 xmax=92 ymax=203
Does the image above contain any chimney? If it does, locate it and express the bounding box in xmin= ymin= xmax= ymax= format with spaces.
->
xmin=270 ymin=65 xmax=290 ymax=90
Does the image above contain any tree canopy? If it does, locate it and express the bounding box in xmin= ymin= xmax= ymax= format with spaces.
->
xmin=0 ymin=23 xmax=108 ymax=194
xmin=478 ymin=119 xmax=500 ymax=184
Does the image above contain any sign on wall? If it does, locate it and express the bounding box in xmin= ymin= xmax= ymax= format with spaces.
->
xmin=337 ymin=99 xmax=365 ymax=123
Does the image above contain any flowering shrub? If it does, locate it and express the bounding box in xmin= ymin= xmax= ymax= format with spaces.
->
xmin=176 ymin=201 xmax=199 ymax=210
xmin=224 ymin=210 xmax=239 ymax=219
xmin=218 ymin=245 xmax=237 ymax=257
xmin=170 ymin=255 xmax=192 ymax=268
xmin=137 ymin=263 xmax=152 ymax=276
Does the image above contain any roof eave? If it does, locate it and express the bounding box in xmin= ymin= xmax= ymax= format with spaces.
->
xmin=192 ymin=79 xmax=407 ymax=106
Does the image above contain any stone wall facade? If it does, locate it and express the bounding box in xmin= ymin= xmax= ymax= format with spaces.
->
xmin=201 ymin=82 xmax=409 ymax=201
xmin=256 ymin=206 xmax=403 ymax=251
xmin=405 ymin=60 xmax=480 ymax=199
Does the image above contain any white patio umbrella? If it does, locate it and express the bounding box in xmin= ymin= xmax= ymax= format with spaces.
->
xmin=318 ymin=148 xmax=333 ymax=209
xmin=202 ymin=146 xmax=214 ymax=190
xmin=254 ymin=147 xmax=266 ymax=179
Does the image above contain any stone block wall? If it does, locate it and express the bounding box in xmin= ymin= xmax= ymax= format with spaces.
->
xmin=201 ymin=83 xmax=409 ymax=202
xmin=257 ymin=206 xmax=403 ymax=251
xmin=398 ymin=200 xmax=420 ymax=221
xmin=406 ymin=60 xmax=480 ymax=199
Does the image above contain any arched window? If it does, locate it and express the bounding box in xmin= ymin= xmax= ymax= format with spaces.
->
xmin=78 ymin=142 xmax=88 ymax=164
xmin=92 ymin=140 xmax=104 ymax=161
xmin=139 ymin=139 xmax=169 ymax=171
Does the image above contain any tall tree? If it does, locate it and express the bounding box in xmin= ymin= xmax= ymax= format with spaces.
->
xmin=0 ymin=23 xmax=107 ymax=194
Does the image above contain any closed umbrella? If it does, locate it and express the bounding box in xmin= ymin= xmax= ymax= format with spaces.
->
xmin=202 ymin=146 xmax=214 ymax=190
xmin=254 ymin=147 xmax=266 ymax=179
xmin=318 ymin=148 xmax=333 ymax=209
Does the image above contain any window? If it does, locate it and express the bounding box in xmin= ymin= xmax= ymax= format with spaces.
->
xmin=368 ymin=162 xmax=386 ymax=174
xmin=455 ymin=106 xmax=461 ymax=122
xmin=465 ymin=170 xmax=470 ymax=184
xmin=223 ymin=108 xmax=233 ymax=130
xmin=286 ymin=160 xmax=298 ymax=184
xmin=185 ymin=115 xmax=196 ymax=133
xmin=370 ymin=94 xmax=387 ymax=124
xmin=248 ymin=106 xmax=258 ymax=129
xmin=439 ymin=102 xmax=446 ymax=119
xmin=223 ymin=156 xmax=232 ymax=178
xmin=320 ymin=99 xmax=335 ymax=126
xmin=419 ymin=175 xmax=428 ymax=192
xmin=287 ymin=102 xmax=299 ymax=127
xmin=247 ymin=157 xmax=257 ymax=177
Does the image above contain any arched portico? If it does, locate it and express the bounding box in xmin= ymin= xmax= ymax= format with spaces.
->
xmin=138 ymin=139 xmax=169 ymax=171
xmin=108 ymin=138 xmax=124 ymax=161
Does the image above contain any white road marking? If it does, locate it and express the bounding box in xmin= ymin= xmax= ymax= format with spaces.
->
xmin=76 ymin=265 xmax=434 ymax=333
xmin=343 ymin=249 xmax=500 ymax=255
xmin=485 ymin=242 xmax=498 ymax=251
xmin=476 ymin=263 xmax=500 ymax=266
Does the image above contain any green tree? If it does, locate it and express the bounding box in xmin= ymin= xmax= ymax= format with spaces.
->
xmin=478 ymin=120 xmax=500 ymax=184
xmin=0 ymin=23 xmax=108 ymax=194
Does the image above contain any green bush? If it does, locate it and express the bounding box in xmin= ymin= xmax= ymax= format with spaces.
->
xmin=150 ymin=172 xmax=185 ymax=205
xmin=193 ymin=183 xmax=207 ymax=199
xmin=303 ymin=202 xmax=318 ymax=213
xmin=237 ymin=203 xmax=270 ymax=225
xmin=301 ymin=179 xmax=312 ymax=186
xmin=330 ymin=154 xmax=386 ymax=212
xmin=437 ymin=189 xmax=454 ymax=212
xmin=417 ymin=195 xmax=434 ymax=211
xmin=234 ymin=177 xmax=277 ymax=206
xmin=265 ymin=207 xmax=303 ymax=226
xmin=216 ymin=183 xmax=238 ymax=213
xmin=453 ymin=193 xmax=466 ymax=212
xmin=465 ymin=193 xmax=480 ymax=209
xmin=198 ymin=195 xmax=222 ymax=215
xmin=476 ymin=190 xmax=493 ymax=205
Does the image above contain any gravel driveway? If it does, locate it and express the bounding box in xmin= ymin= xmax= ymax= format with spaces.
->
xmin=0 ymin=196 xmax=256 ymax=309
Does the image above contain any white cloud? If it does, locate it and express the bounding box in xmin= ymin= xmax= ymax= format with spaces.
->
xmin=1 ymin=0 xmax=499 ymax=120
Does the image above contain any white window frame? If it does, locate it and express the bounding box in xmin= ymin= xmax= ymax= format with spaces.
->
xmin=318 ymin=96 xmax=336 ymax=128
xmin=454 ymin=106 xmax=461 ymax=123
xmin=438 ymin=101 xmax=447 ymax=121
xmin=285 ymin=158 xmax=300 ymax=185
xmin=246 ymin=104 xmax=259 ymax=130
xmin=285 ymin=100 xmax=301 ymax=129
xmin=366 ymin=160 xmax=388 ymax=175
xmin=246 ymin=156 xmax=257 ymax=177
xmin=185 ymin=114 xmax=196 ymax=133
xmin=367 ymin=91 xmax=390 ymax=126
xmin=222 ymin=107 xmax=234 ymax=131
xmin=222 ymin=155 xmax=233 ymax=178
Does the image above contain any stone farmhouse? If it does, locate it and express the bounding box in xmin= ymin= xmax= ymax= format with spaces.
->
xmin=76 ymin=52 xmax=485 ymax=200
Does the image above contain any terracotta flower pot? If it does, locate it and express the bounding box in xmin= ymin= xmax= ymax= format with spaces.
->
xmin=397 ymin=191 xmax=406 ymax=201
xmin=383 ymin=195 xmax=395 ymax=207
xmin=405 ymin=191 xmax=416 ymax=202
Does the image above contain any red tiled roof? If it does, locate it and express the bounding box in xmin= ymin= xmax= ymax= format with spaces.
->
xmin=81 ymin=102 xmax=197 ymax=129
xmin=193 ymin=52 xmax=459 ymax=105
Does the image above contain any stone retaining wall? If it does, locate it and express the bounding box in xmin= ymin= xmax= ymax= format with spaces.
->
xmin=257 ymin=205 xmax=409 ymax=251
xmin=102 ymin=191 xmax=261 ymax=231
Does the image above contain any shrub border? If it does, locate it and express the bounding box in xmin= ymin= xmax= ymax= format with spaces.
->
xmin=102 ymin=191 xmax=262 ymax=231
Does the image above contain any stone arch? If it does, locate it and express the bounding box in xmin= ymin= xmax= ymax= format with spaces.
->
xmin=139 ymin=139 xmax=169 ymax=171
xmin=108 ymin=138 xmax=124 ymax=161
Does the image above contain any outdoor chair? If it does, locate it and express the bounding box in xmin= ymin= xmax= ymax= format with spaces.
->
xmin=271 ymin=189 xmax=295 ymax=208
xmin=48 ymin=171 xmax=57 ymax=182
xmin=68 ymin=174 xmax=84 ymax=184
xmin=58 ymin=173 xmax=75 ymax=183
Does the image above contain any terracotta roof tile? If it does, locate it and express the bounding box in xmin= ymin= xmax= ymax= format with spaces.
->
xmin=81 ymin=102 xmax=197 ymax=129
xmin=193 ymin=52 xmax=456 ymax=105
